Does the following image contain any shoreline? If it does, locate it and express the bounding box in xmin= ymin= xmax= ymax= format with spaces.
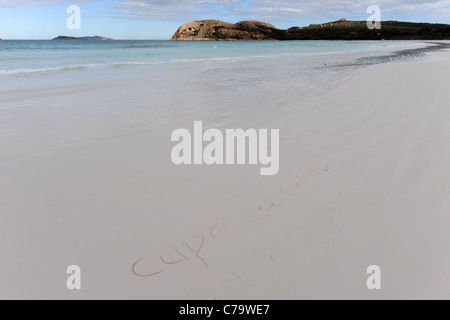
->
xmin=0 ymin=41 xmax=443 ymax=110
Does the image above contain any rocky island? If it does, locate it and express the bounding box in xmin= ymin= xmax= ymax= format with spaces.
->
xmin=53 ymin=36 xmax=112 ymax=41
xmin=171 ymin=19 xmax=450 ymax=41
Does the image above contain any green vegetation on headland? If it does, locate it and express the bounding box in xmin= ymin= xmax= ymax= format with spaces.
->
xmin=171 ymin=19 xmax=450 ymax=41
xmin=53 ymin=36 xmax=112 ymax=40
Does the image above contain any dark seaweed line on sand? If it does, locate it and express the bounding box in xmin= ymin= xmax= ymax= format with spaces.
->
xmin=327 ymin=42 xmax=450 ymax=72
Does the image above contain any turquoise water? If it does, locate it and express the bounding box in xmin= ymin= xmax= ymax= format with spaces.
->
xmin=0 ymin=40 xmax=432 ymax=75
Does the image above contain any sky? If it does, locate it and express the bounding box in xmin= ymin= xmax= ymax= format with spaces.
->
xmin=1 ymin=0 xmax=450 ymax=39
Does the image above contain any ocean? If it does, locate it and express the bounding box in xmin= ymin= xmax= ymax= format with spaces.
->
xmin=0 ymin=40 xmax=435 ymax=77
xmin=0 ymin=40 xmax=439 ymax=113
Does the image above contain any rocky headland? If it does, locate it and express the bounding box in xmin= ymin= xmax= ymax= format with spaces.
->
xmin=171 ymin=19 xmax=450 ymax=41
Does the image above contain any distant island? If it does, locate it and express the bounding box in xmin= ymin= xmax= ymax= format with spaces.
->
xmin=53 ymin=36 xmax=112 ymax=41
xmin=171 ymin=19 xmax=450 ymax=41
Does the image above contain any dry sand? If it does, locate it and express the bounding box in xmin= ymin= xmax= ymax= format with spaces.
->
xmin=1 ymin=50 xmax=450 ymax=299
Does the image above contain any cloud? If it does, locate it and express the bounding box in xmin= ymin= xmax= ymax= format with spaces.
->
xmin=2 ymin=0 xmax=450 ymax=21
xmin=106 ymin=0 xmax=450 ymax=21
xmin=0 ymin=0 xmax=97 ymax=8
xmin=108 ymin=0 xmax=238 ymax=20
xmin=245 ymin=0 xmax=450 ymax=20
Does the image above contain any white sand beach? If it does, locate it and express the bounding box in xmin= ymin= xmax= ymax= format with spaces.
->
xmin=1 ymin=47 xmax=450 ymax=299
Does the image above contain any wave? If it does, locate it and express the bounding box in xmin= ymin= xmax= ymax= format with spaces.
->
xmin=0 ymin=55 xmax=273 ymax=75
